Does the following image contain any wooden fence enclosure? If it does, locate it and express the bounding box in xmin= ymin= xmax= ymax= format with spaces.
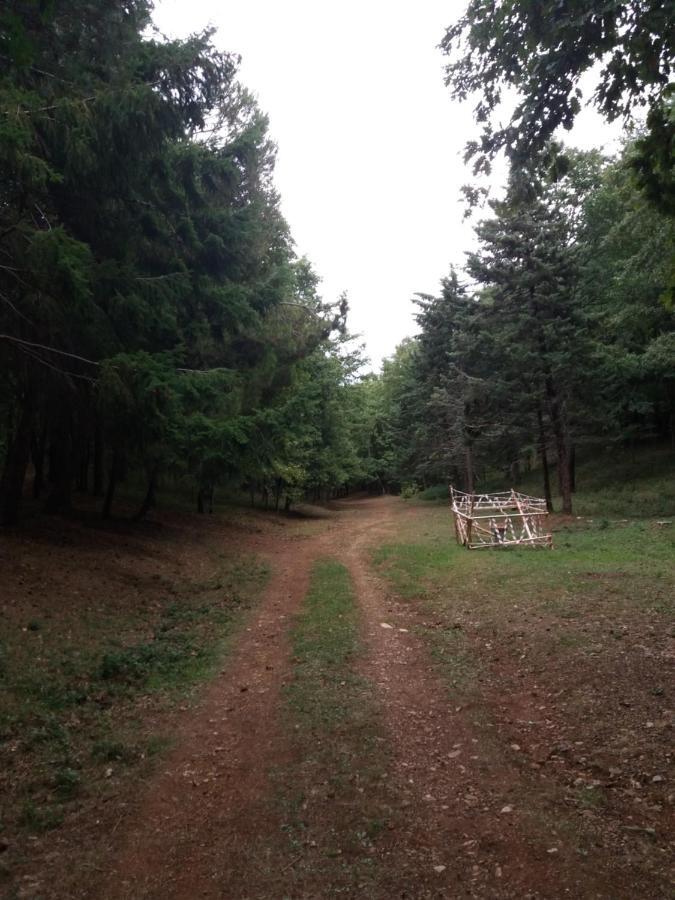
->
xmin=450 ymin=487 xmax=553 ymax=549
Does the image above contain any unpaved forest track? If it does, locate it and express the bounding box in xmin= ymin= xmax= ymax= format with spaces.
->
xmin=345 ymin=512 xmax=608 ymax=898
xmin=97 ymin=518 xmax=343 ymax=900
xmin=89 ymin=497 xmax=669 ymax=900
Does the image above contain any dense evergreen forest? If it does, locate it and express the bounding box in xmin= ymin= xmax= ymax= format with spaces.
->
xmin=1 ymin=1 xmax=673 ymax=525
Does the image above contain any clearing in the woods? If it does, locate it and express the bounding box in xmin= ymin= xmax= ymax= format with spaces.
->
xmin=1 ymin=495 xmax=673 ymax=899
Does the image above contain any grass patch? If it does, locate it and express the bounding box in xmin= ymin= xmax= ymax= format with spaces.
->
xmin=275 ymin=559 xmax=396 ymax=893
xmin=374 ymin=509 xmax=674 ymax=619
xmin=0 ymin=549 xmax=268 ymax=839
xmin=372 ymin=504 xmax=674 ymax=745
xmin=286 ymin=560 xmax=361 ymax=731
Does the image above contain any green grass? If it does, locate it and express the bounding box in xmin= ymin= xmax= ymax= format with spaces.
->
xmin=371 ymin=499 xmax=673 ymax=888
xmin=374 ymin=509 xmax=674 ymax=616
xmin=274 ymin=559 xmax=396 ymax=894
xmin=286 ymin=560 xmax=361 ymax=731
xmin=0 ymin=553 xmax=268 ymax=837
xmin=372 ymin=504 xmax=674 ymax=724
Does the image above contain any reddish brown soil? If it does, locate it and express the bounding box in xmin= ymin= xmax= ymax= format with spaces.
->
xmin=97 ymin=515 xmax=346 ymax=900
xmin=3 ymin=497 xmax=673 ymax=899
xmin=345 ymin=511 xmax=652 ymax=898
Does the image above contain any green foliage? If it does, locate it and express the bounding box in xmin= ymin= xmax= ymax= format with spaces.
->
xmin=0 ymin=3 xmax=354 ymax=523
xmin=416 ymin=484 xmax=449 ymax=502
xmin=442 ymin=0 xmax=674 ymax=197
xmin=378 ymin=143 xmax=674 ymax=509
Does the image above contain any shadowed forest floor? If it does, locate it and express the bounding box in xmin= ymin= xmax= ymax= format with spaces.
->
xmin=1 ymin=496 xmax=673 ymax=898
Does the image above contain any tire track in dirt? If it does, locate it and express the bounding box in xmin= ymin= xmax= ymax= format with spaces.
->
xmin=339 ymin=498 xmax=618 ymax=899
xmin=94 ymin=519 xmax=342 ymax=900
xmin=90 ymin=495 xmax=632 ymax=899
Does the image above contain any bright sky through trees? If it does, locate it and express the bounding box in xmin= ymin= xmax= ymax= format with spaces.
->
xmin=153 ymin=0 xmax=624 ymax=367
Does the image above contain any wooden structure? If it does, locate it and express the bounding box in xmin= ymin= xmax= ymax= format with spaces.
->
xmin=450 ymin=487 xmax=552 ymax=549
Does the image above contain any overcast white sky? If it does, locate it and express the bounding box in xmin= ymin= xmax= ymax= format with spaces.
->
xmin=153 ymin=0 xmax=623 ymax=369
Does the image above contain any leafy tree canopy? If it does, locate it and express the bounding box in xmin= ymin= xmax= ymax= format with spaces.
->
xmin=442 ymin=0 xmax=674 ymax=211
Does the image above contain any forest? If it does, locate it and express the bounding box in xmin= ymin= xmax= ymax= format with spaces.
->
xmin=0 ymin=2 xmax=673 ymax=524
xmin=0 ymin=4 xmax=674 ymax=898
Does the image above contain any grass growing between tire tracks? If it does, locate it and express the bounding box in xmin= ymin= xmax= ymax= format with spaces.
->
xmin=275 ymin=559 xmax=398 ymax=895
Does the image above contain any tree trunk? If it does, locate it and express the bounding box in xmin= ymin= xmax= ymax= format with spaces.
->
xmin=102 ymin=450 xmax=121 ymax=519
xmin=0 ymin=398 xmax=33 ymax=526
xmin=569 ymin=443 xmax=576 ymax=493
xmin=77 ymin=439 xmax=90 ymax=493
xmin=31 ymin=423 xmax=47 ymax=500
xmin=44 ymin=417 xmax=72 ymax=514
xmin=544 ymin=376 xmax=572 ymax=514
xmin=133 ymin=465 xmax=158 ymax=522
xmin=464 ymin=441 xmax=475 ymax=493
xmin=197 ymin=482 xmax=214 ymax=514
xmin=537 ymin=406 xmax=554 ymax=513
xmin=93 ymin=423 xmax=104 ymax=496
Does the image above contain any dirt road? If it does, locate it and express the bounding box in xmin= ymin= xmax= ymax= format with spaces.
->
xmin=88 ymin=496 xmax=669 ymax=899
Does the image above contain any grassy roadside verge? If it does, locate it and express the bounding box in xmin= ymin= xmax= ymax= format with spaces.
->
xmin=372 ymin=504 xmax=674 ymax=889
xmin=0 ymin=533 xmax=268 ymax=878
xmin=372 ymin=506 xmax=673 ymax=724
xmin=275 ymin=559 xmax=396 ymax=895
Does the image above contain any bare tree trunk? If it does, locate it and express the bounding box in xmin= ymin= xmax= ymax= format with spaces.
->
xmin=77 ymin=438 xmax=90 ymax=492
xmin=44 ymin=416 xmax=72 ymax=514
xmin=31 ymin=423 xmax=47 ymax=500
xmin=464 ymin=441 xmax=475 ymax=493
xmin=93 ymin=422 xmax=104 ymax=496
xmin=544 ymin=376 xmax=572 ymax=514
xmin=537 ymin=406 xmax=554 ymax=513
xmin=102 ymin=449 xmax=121 ymax=519
xmin=0 ymin=397 xmax=33 ymax=526
xmin=133 ymin=464 xmax=158 ymax=522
